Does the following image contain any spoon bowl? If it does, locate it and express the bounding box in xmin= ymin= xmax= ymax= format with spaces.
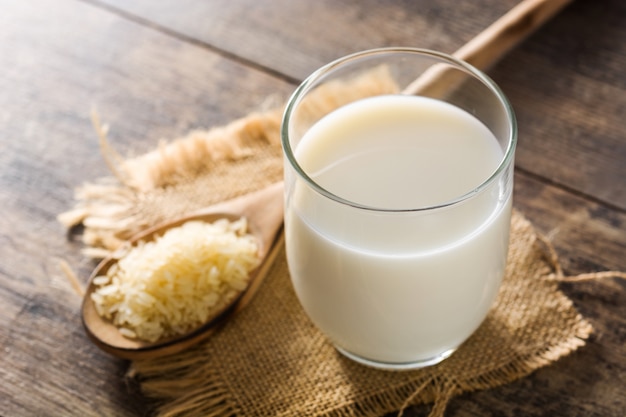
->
xmin=81 ymin=182 xmax=284 ymax=360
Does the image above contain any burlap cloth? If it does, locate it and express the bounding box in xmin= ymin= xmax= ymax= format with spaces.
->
xmin=60 ymin=72 xmax=626 ymax=417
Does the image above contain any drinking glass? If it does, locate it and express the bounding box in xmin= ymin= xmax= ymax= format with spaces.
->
xmin=281 ymin=48 xmax=516 ymax=370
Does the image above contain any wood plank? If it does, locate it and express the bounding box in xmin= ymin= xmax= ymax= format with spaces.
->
xmin=0 ymin=0 xmax=291 ymax=415
xmin=514 ymin=173 xmax=626 ymax=274
xmin=94 ymin=0 xmax=519 ymax=80
xmin=95 ymin=0 xmax=626 ymax=211
xmin=489 ymin=0 xmax=626 ymax=211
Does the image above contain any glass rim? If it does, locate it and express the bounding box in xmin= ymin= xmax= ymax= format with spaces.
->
xmin=281 ymin=47 xmax=517 ymax=213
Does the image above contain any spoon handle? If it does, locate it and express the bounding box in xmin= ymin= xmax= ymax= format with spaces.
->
xmin=454 ymin=0 xmax=574 ymax=70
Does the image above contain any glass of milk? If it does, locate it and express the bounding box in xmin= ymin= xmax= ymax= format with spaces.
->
xmin=281 ymin=48 xmax=516 ymax=370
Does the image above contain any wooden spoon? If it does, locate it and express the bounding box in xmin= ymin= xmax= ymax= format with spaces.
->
xmin=81 ymin=182 xmax=284 ymax=360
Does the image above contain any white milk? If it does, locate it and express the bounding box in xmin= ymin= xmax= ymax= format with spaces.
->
xmin=285 ymin=95 xmax=512 ymax=366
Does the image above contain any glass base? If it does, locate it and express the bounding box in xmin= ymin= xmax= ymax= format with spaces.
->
xmin=335 ymin=346 xmax=457 ymax=371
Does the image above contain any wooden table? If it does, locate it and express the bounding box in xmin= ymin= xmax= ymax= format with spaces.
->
xmin=2 ymin=0 xmax=624 ymax=415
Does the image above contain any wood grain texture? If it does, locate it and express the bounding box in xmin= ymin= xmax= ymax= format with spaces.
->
xmin=96 ymin=0 xmax=626 ymax=209
xmin=95 ymin=0 xmax=519 ymax=80
xmin=489 ymin=0 xmax=626 ymax=210
xmin=452 ymin=0 xmax=575 ymax=70
xmin=1 ymin=0 xmax=624 ymax=415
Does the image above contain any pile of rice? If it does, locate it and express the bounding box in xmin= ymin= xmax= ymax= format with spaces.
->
xmin=90 ymin=218 xmax=260 ymax=342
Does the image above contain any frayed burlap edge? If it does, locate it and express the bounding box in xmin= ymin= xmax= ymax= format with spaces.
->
xmin=58 ymin=65 xmax=399 ymax=259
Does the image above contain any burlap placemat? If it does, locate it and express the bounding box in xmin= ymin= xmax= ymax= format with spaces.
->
xmin=60 ymin=71 xmax=625 ymax=417
xmin=125 ymin=216 xmax=592 ymax=417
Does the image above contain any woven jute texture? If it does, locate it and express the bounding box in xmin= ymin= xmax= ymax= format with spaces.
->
xmin=60 ymin=70 xmax=619 ymax=417
xmin=125 ymin=212 xmax=593 ymax=417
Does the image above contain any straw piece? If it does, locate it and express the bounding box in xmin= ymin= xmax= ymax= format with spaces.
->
xmin=58 ymin=259 xmax=85 ymax=297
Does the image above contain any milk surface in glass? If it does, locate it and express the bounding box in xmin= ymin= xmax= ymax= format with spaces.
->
xmin=285 ymin=95 xmax=512 ymax=365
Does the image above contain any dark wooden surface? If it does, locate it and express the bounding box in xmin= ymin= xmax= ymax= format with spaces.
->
xmin=1 ymin=0 xmax=624 ymax=415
